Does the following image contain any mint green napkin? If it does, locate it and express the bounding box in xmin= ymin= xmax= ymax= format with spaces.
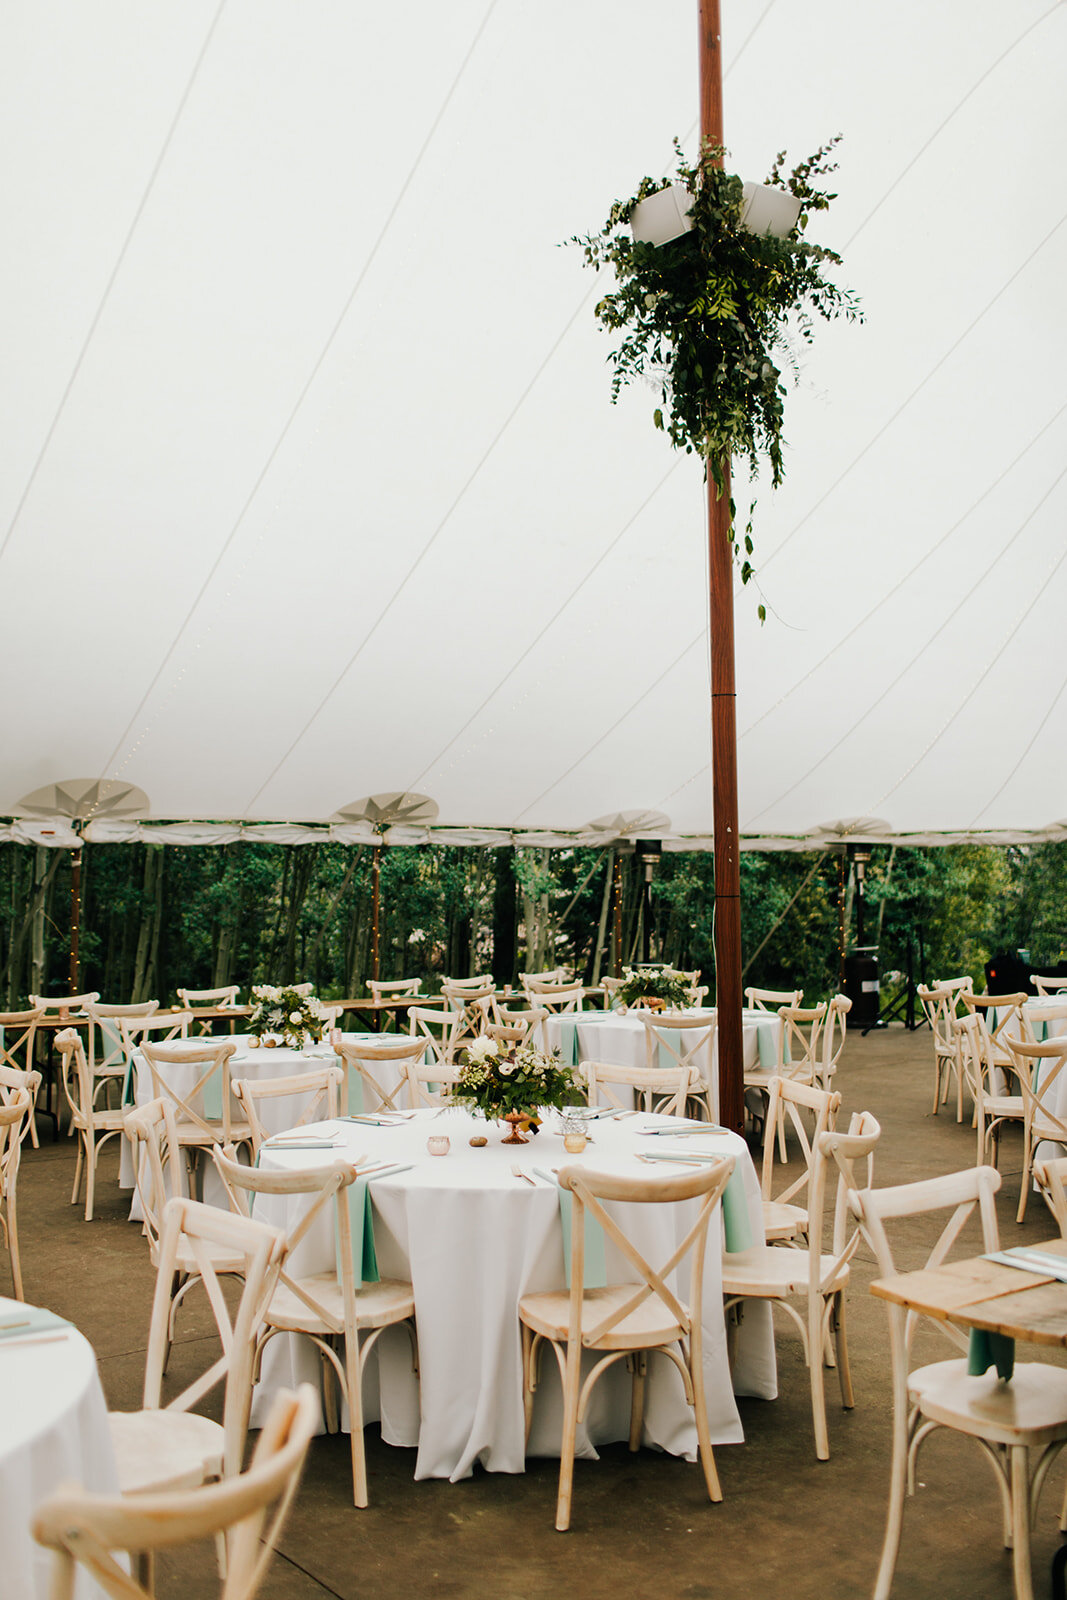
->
xmin=0 ymin=1306 xmax=71 ymax=1341
xmin=557 ymin=1017 xmax=581 ymax=1067
xmin=337 ymin=1177 xmax=380 ymax=1288
xmin=635 ymin=1152 xmax=753 ymax=1252
xmin=968 ymin=1327 xmax=1014 ymax=1380
xmin=534 ymin=1168 xmax=607 ymax=1289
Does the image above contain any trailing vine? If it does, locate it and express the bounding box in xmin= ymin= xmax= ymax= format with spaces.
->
xmin=571 ymin=138 xmax=862 ymax=608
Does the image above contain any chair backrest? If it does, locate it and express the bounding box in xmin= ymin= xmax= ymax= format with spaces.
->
xmin=86 ymin=1000 xmax=160 ymax=1077
xmin=33 ymin=1383 xmax=318 ymax=1600
xmin=916 ymin=982 xmax=962 ymax=1052
xmin=176 ymin=986 xmax=241 ymax=1009
xmin=488 ymin=1007 xmax=548 ymax=1050
xmin=142 ymin=1197 xmax=285 ymax=1476
xmin=813 ymin=1111 xmax=882 ymax=1270
xmin=599 ymin=977 xmax=624 ymax=1008
xmin=960 ymin=991 xmax=1028 ymax=1060
xmin=640 ymin=1012 xmax=717 ymax=1093
xmin=123 ymin=1097 xmax=185 ymax=1253
xmin=441 ymin=988 xmax=498 ymax=1055
xmin=55 ymin=1028 xmax=96 ymax=1129
xmin=0 ymin=1008 xmax=42 ymax=1077
xmin=745 ymin=986 xmax=802 ymax=1011
xmin=521 ymin=979 xmax=584 ymax=1013
xmin=818 ymin=994 xmax=851 ymax=1087
xmin=1032 ymin=1153 xmax=1067 ymax=1237
xmin=1004 ymin=1034 xmax=1067 ymax=1148
xmin=0 ymin=1085 xmax=32 ymax=1204
xmin=368 ymin=978 xmax=421 ymax=1002
xmin=123 ymin=1011 xmax=193 ymax=1050
xmin=407 ymin=1005 xmax=452 ymax=1065
xmin=336 ymin=1034 xmax=427 ymax=1112
xmin=212 ymin=1150 xmax=361 ymax=1344
xmin=441 ymin=974 xmax=495 ymax=991
xmin=760 ymin=1076 xmax=842 ymax=1208
xmin=28 ymin=991 xmax=100 ymax=1015
xmin=582 ymin=1058 xmax=699 ymax=1117
xmin=400 ymin=1054 xmax=460 ymax=1109
xmin=139 ymin=1037 xmax=239 ymax=1140
xmin=522 ymin=968 xmax=571 ymax=985
xmin=1032 ymin=975 xmax=1067 ymax=997
xmin=0 ymin=1061 xmax=41 ymax=1147
xmin=776 ymin=1003 xmax=828 ymax=1081
xmin=558 ymin=1158 xmax=734 ymax=1347
xmin=231 ymin=1066 xmax=343 ymax=1154
xmin=849 ymin=1163 xmax=1001 ymax=1362
xmin=951 ymin=1012 xmax=998 ymax=1112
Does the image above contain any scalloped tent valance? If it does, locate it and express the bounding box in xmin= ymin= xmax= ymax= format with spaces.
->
xmin=0 ymin=2 xmax=1062 ymax=846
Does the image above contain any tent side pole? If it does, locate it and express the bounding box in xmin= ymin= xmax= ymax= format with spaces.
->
xmin=700 ymin=0 xmax=743 ymax=1134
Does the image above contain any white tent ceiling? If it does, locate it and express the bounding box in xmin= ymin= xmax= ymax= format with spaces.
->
xmin=1 ymin=1 xmax=1064 ymax=847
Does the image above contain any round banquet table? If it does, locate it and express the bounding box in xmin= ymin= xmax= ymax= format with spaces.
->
xmin=249 ymin=1107 xmax=776 ymax=1483
xmin=0 ymin=1296 xmax=118 ymax=1599
xmin=542 ymin=1008 xmax=783 ymax=1120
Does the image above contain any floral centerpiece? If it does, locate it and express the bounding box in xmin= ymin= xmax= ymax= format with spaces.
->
xmin=615 ymin=966 xmax=693 ymax=1011
xmin=449 ymin=1035 xmax=583 ymax=1144
xmin=248 ymin=984 xmax=327 ymax=1049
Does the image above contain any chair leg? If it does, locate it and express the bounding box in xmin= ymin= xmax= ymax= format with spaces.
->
xmin=628 ymin=1352 xmax=647 ymax=1452
xmin=7 ymin=1188 xmax=23 ymax=1301
xmin=874 ymin=1390 xmax=910 ymax=1600
xmin=809 ymin=1300 xmax=829 ymax=1461
xmin=70 ymin=1140 xmax=84 ymax=1206
xmin=1010 ymin=1446 xmax=1036 ymax=1600
xmin=1017 ymin=1129 xmax=1031 ymax=1225
xmin=344 ymin=1330 xmax=369 ymax=1509
xmin=688 ymin=1343 xmax=723 ymax=1504
xmin=521 ymin=1325 xmax=536 ymax=1449
xmin=84 ymin=1132 xmax=97 ymax=1223
xmin=833 ymin=1292 xmax=854 ymax=1409
xmin=555 ymin=1341 xmax=582 ymax=1532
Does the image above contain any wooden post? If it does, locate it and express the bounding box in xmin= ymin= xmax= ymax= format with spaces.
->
xmin=69 ymin=845 xmax=82 ymax=993
xmin=700 ymin=0 xmax=743 ymax=1134
xmin=612 ymin=851 xmax=624 ymax=978
xmin=371 ymin=843 xmax=381 ymax=982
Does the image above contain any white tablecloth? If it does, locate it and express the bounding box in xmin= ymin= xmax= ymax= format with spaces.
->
xmin=249 ymin=1108 xmax=775 ymax=1482
xmin=0 ymin=1297 xmax=118 ymax=1599
xmin=543 ymin=1008 xmax=781 ymax=1120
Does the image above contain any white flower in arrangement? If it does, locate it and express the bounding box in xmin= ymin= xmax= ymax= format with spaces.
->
xmin=466 ymin=1036 xmax=499 ymax=1065
xmin=289 ymin=1010 xmax=303 ymax=1024
xmin=498 ymin=1060 xmax=515 ymax=1076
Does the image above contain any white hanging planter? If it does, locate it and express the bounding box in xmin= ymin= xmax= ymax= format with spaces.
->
xmin=629 ymin=183 xmax=694 ymax=245
xmin=739 ymin=182 xmax=802 ymax=238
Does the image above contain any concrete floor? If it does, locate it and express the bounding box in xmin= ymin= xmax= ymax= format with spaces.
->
xmin=10 ymin=1026 xmax=1067 ymax=1600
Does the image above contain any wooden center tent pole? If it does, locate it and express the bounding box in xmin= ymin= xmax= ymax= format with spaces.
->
xmin=700 ymin=0 xmax=743 ymax=1134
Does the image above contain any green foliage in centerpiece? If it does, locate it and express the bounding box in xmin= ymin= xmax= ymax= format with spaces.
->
xmin=450 ymin=1035 xmax=582 ymax=1122
xmin=615 ymin=965 xmax=693 ymax=1009
xmin=571 ymin=138 xmax=862 ymax=610
xmin=248 ymin=983 xmax=327 ymax=1048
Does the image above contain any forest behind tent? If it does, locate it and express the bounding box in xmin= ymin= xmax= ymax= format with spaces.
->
xmin=0 ymin=1 xmax=1064 ymax=844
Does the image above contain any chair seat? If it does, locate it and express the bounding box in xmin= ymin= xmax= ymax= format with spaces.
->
xmin=986 ymin=1096 xmax=1023 ymax=1120
xmin=518 ymin=1283 xmax=686 ymax=1350
xmin=173 ymin=1118 xmax=253 ymax=1147
xmin=109 ymin=1408 xmax=224 ymax=1494
xmin=762 ymin=1199 xmax=807 ymax=1241
xmin=74 ymin=1108 xmax=127 ymax=1133
xmin=147 ymin=1235 xmax=249 ymax=1276
xmin=721 ymin=1244 xmax=849 ymax=1297
xmin=265 ymin=1273 xmax=415 ymax=1333
xmin=916 ymin=1361 xmax=1067 ymax=1448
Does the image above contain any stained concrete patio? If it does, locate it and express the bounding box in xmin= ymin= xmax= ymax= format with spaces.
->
xmin=10 ymin=1024 xmax=1067 ymax=1600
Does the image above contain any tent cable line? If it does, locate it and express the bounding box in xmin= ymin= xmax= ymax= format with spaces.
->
xmin=96 ymin=0 xmax=501 ymax=789
xmin=969 ymin=663 xmax=1067 ymax=827
xmin=0 ymin=0 xmax=229 ymax=571
xmin=849 ymin=530 xmax=1067 ymax=824
xmin=842 ymin=2 xmax=1062 ymax=252
xmin=655 ymin=400 xmax=1067 ymax=813
xmin=745 ymin=458 xmax=1067 ymax=826
xmin=406 ymin=457 xmax=684 ymax=791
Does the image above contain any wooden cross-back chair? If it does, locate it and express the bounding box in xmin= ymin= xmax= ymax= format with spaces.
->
xmin=952 ymin=1012 xmax=1025 ymax=1182
xmin=0 ymin=1004 xmax=43 ymax=1145
xmin=213 ymin=1147 xmax=418 ymax=1509
xmin=1004 ymin=1033 xmax=1067 ymax=1224
xmin=581 ymin=1057 xmax=699 ymax=1118
xmin=400 ymin=1054 xmax=460 ymax=1109
xmin=488 ymin=1007 xmax=549 ymax=1051
xmin=744 ymin=986 xmax=802 ymax=1011
xmin=441 ymin=987 xmax=497 ymax=1058
xmin=1033 ymin=975 xmax=1067 ymax=997
xmin=519 ymin=1155 xmax=735 ymax=1531
xmin=639 ymin=1011 xmax=716 ymax=1121
xmin=138 ymin=1038 xmax=250 ymax=1193
xmin=521 ymin=979 xmax=584 ymax=1014
xmin=108 ymin=1195 xmax=286 ymax=1496
xmin=599 ymin=976 xmax=624 ymax=1009
xmin=759 ymin=1075 xmax=842 ymax=1243
xmin=33 ymin=1384 xmax=318 ymax=1600
xmin=367 ymin=978 xmax=421 ymax=1002
xmin=961 ymin=990 xmax=1029 ymax=1073
xmin=29 ymin=990 xmax=101 ymax=1015
xmin=408 ymin=1005 xmax=453 ymax=1068
xmin=56 ymin=1028 xmax=128 ymax=1221
xmin=124 ymin=1098 xmax=251 ymax=1372
xmin=1032 ymin=1152 xmax=1067 ymax=1237
xmin=818 ymin=994 xmax=851 ymax=1091
xmin=917 ymin=978 xmax=973 ymax=1121
xmin=0 ymin=1008 xmax=42 ymax=1146
xmin=176 ymin=985 xmax=241 ymax=1010
xmin=722 ymin=1111 xmax=881 ymax=1461
xmin=336 ymin=1034 xmax=426 ymax=1112
xmin=849 ymin=1163 xmax=1067 ymax=1600
xmin=0 ymin=1084 xmax=32 ymax=1298
xmin=231 ymin=1066 xmax=344 ymax=1156
xmin=86 ymin=1000 xmax=160 ymax=1108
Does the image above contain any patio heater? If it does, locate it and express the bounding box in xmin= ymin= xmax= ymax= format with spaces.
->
xmin=636 ymin=839 xmax=662 ymax=965
xmin=844 ymin=841 xmax=881 ymax=1029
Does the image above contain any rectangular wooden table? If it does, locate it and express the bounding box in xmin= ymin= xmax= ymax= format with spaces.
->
xmin=871 ymin=1236 xmax=1067 ymax=1347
